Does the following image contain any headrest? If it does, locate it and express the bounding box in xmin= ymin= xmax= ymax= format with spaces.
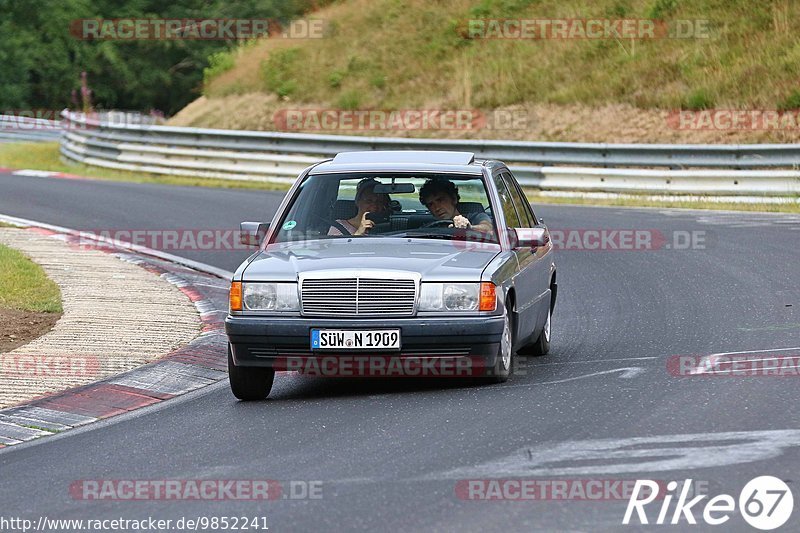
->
xmin=331 ymin=199 xmax=357 ymax=220
xmin=457 ymin=202 xmax=484 ymax=214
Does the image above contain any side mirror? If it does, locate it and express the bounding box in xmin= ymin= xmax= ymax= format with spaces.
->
xmin=512 ymin=227 xmax=548 ymax=248
xmin=240 ymin=222 xmax=270 ymax=247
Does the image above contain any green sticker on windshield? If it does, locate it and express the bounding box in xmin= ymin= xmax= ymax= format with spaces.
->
xmin=282 ymin=220 xmax=297 ymax=230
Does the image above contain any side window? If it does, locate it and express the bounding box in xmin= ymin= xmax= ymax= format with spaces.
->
xmin=335 ymin=179 xmax=358 ymax=201
xmin=492 ymin=172 xmax=522 ymax=228
xmin=502 ymin=172 xmax=536 ymax=227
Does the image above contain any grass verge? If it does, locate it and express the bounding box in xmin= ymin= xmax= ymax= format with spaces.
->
xmin=0 ymin=242 xmax=62 ymax=313
xmin=0 ymin=142 xmax=289 ymax=191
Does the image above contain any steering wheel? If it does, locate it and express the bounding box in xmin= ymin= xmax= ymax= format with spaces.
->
xmin=420 ymin=219 xmax=454 ymax=229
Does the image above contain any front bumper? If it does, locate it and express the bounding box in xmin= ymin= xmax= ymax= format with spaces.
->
xmin=226 ymin=315 xmax=504 ymax=372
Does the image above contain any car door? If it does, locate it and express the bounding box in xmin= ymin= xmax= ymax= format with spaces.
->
xmin=505 ymin=170 xmax=554 ymax=267
xmin=501 ymin=170 xmax=553 ymax=344
xmin=493 ymin=170 xmax=537 ymax=345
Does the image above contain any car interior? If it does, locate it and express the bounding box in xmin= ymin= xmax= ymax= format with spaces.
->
xmin=272 ymin=174 xmax=499 ymax=243
xmin=328 ymin=198 xmax=490 ymax=233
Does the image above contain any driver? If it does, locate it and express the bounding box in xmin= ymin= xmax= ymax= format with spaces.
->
xmin=328 ymin=178 xmax=391 ymax=236
xmin=419 ymin=177 xmax=493 ymax=233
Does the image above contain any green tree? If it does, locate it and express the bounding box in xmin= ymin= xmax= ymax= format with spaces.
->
xmin=0 ymin=0 xmax=326 ymax=115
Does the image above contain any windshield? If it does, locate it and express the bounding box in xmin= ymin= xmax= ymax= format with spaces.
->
xmin=272 ymin=173 xmax=499 ymax=244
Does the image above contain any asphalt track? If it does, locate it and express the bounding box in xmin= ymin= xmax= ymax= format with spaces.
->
xmin=2 ymin=171 xmax=800 ymax=531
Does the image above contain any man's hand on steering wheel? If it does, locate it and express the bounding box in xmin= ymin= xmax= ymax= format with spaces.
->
xmin=449 ymin=215 xmax=470 ymax=229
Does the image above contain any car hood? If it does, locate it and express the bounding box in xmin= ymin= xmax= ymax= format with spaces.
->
xmin=242 ymin=238 xmax=500 ymax=282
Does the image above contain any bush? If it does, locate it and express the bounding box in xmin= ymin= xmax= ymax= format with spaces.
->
xmin=260 ymin=48 xmax=305 ymax=97
xmin=469 ymin=0 xmax=538 ymax=18
xmin=605 ymin=0 xmax=630 ymax=18
xmin=203 ymin=51 xmax=235 ymax=87
xmin=778 ymin=89 xmax=800 ymax=111
xmin=647 ymin=0 xmax=678 ymax=20
xmin=337 ymin=90 xmax=362 ymax=110
xmin=683 ymin=88 xmax=715 ymax=110
xmin=370 ymin=73 xmax=387 ymax=89
xmin=328 ymin=70 xmax=346 ymax=89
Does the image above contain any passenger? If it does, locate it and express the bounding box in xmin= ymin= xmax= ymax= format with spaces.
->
xmin=419 ymin=177 xmax=493 ymax=233
xmin=328 ymin=178 xmax=391 ymax=236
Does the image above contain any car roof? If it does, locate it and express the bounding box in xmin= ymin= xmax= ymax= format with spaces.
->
xmin=309 ymin=150 xmax=487 ymax=176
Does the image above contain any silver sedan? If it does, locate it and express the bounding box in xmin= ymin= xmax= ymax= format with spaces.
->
xmin=225 ymin=150 xmax=557 ymax=399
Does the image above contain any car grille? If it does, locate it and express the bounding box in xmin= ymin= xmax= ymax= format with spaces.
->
xmin=301 ymin=278 xmax=416 ymax=317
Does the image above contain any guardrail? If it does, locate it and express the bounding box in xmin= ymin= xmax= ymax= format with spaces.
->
xmin=0 ymin=115 xmax=62 ymax=142
xmin=55 ymin=110 xmax=800 ymax=195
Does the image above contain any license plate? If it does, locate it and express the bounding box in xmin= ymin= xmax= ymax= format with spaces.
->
xmin=311 ymin=329 xmax=401 ymax=350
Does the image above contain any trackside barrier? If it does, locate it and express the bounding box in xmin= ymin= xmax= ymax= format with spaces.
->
xmin=53 ymin=110 xmax=800 ymax=195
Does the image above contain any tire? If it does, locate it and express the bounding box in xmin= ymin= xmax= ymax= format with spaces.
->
xmin=228 ymin=344 xmax=275 ymax=401
xmin=528 ymin=305 xmax=551 ymax=357
xmin=487 ymin=300 xmax=514 ymax=383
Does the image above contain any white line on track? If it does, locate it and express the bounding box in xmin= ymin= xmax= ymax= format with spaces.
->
xmin=530 ymin=356 xmax=658 ymax=366
xmin=505 ymin=367 xmax=645 ymax=388
xmin=699 ymin=346 xmax=800 ymax=357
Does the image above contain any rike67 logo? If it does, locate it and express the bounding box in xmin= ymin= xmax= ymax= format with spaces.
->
xmin=623 ymin=476 xmax=793 ymax=530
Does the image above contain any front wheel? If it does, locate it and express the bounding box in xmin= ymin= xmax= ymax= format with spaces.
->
xmin=487 ymin=301 xmax=514 ymax=383
xmin=228 ymin=344 xmax=275 ymax=401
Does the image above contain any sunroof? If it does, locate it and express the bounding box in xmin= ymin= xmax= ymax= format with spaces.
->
xmin=331 ymin=151 xmax=475 ymax=166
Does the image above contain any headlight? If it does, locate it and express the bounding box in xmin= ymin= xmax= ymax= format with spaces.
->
xmin=418 ymin=282 xmax=497 ymax=312
xmin=419 ymin=283 xmax=479 ymax=311
xmin=242 ymin=282 xmax=299 ymax=311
